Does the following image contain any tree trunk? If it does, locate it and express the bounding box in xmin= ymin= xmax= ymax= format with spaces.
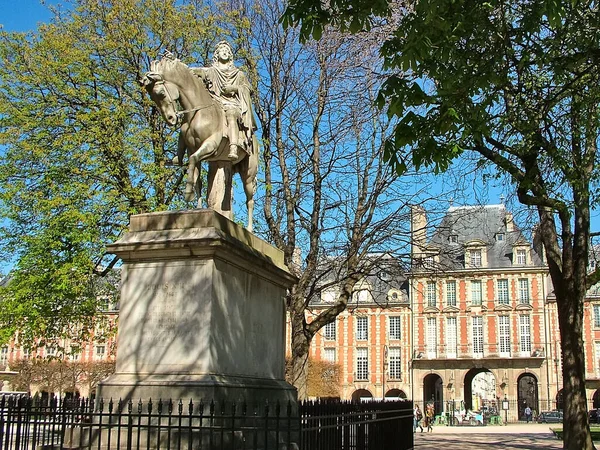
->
xmin=556 ymin=282 xmax=594 ymax=450
xmin=289 ymin=307 xmax=310 ymax=400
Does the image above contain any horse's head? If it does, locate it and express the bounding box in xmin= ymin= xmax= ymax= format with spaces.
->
xmin=140 ymin=69 xmax=180 ymax=127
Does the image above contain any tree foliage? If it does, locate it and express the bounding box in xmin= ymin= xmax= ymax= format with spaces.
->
xmin=8 ymin=358 xmax=115 ymax=395
xmin=285 ymin=357 xmax=341 ymax=399
xmin=0 ymin=0 xmax=247 ymax=347
xmin=284 ymin=0 xmax=600 ymax=448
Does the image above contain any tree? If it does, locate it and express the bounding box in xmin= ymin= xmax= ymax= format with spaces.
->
xmin=8 ymin=358 xmax=115 ymax=397
xmin=286 ymin=357 xmax=341 ymax=399
xmin=244 ymin=0 xmax=438 ymax=399
xmin=284 ymin=0 xmax=600 ymax=447
xmin=0 ymin=0 xmax=246 ymax=348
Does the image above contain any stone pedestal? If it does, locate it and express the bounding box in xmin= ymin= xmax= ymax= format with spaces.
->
xmin=97 ymin=210 xmax=297 ymax=407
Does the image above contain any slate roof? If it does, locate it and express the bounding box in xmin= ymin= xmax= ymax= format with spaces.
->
xmin=427 ymin=204 xmax=544 ymax=270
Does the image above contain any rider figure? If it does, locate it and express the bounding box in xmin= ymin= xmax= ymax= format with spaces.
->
xmin=191 ymin=41 xmax=255 ymax=161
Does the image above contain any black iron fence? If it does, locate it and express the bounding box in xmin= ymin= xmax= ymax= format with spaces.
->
xmin=0 ymin=395 xmax=413 ymax=450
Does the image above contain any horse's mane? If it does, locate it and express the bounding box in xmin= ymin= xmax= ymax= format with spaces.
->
xmin=150 ymin=56 xmax=190 ymax=76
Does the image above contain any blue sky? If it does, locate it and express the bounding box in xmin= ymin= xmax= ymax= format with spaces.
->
xmin=0 ymin=0 xmax=56 ymax=32
xmin=1 ymin=0 xmax=600 ymax=271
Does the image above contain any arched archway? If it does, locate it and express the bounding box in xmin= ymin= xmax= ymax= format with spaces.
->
xmin=423 ymin=373 xmax=443 ymax=414
xmin=351 ymin=389 xmax=373 ymax=402
xmin=463 ymin=368 xmax=496 ymax=411
xmin=592 ymin=389 xmax=600 ymax=409
xmin=385 ymin=389 xmax=407 ymax=399
xmin=556 ymin=389 xmax=564 ymax=411
xmin=517 ymin=373 xmax=538 ymax=420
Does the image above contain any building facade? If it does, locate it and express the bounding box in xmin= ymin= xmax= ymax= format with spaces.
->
xmin=295 ymin=204 xmax=600 ymax=421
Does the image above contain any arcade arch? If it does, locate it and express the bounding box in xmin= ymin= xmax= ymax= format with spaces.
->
xmin=517 ymin=373 xmax=539 ymax=420
xmin=423 ymin=373 xmax=443 ymax=414
xmin=351 ymin=389 xmax=373 ymax=402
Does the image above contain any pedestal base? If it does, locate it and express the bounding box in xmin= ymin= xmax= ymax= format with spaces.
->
xmin=97 ymin=373 xmax=296 ymax=407
xmin=98 ymin=210 xmax=297 ymax=411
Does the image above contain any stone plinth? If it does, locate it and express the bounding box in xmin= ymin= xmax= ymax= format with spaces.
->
xmin=97 ymin=210 xmax=297 ymax=406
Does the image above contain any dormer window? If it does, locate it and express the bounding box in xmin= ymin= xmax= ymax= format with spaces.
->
xmin=449 ymin=235 xmax=458 ymax=244
xmin=516 ymin=248 xmax=527 ymax=265
xmin=496 ymin=233 xmax=504 ymax=242
xmin=470 ymin=249 xmax=482 ymax=267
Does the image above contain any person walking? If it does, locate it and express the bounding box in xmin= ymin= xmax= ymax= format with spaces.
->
xmin=524 ymin=406 xmax=532 ymax=423
xmin=414 ymin=405 xmax=424 ymax=432
xmin=426 ymin=403 xmax=434 ymax=432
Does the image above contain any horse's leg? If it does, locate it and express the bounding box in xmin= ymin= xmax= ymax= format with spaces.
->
xmin=207 ymin=161 xmax=233 ymax=219
xmin=185 ymin=137 xmax=220 ymax=202
xmin=174 ymin=129 xmax=186 ymax=166
xmin=237 ymin=137 xmax=259 ymax=232
xmin=194 ymin=162 xmax=202 ymax=208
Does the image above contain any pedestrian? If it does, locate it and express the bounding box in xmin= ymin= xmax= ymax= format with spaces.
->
xmin=414 ymin=405 xmax=424 ymax=432
xmin=426 ymin=403 xmax=434 ymax=432
xmin=524 ymin=406 xmax=532 ymax=423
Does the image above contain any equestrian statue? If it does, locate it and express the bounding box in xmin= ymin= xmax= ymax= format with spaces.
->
xmin=140 ymin=42 xmax=258 ymax=231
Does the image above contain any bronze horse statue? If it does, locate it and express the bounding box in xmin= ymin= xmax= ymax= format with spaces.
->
xmin=140 ymin=54 xmax=257 ymax=231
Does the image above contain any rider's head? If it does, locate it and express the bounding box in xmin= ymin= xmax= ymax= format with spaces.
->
xmin=213 ymin=41 xmax=234 ymax=65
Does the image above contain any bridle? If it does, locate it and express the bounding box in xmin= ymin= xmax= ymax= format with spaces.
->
xmin=145 ymin=76 xmax=214 ymax=127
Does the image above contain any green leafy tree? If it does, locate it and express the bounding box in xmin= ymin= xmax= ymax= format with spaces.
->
xmin=0 ymin=0 xmax=245 ymax=348
xmin=285 ymin=0 xmax=600 ymax=448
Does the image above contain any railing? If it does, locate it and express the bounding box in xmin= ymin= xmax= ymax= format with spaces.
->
xmin=413 ymin=343 xmax=546 ymax=360
xmin=0 ymin=395 xmax=414 ymax=450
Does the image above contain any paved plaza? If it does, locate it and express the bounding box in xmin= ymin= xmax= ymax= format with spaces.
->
xmin=413 ymin=423 xmax=589 ymax=449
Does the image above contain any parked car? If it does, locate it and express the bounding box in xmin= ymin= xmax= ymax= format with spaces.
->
xmin=537 ymin=410 xmax=563 ymax=423
xmin=589 ymin=408 xmax=600 ymax=424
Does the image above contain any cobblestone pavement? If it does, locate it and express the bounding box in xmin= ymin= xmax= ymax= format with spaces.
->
xmin=413 ymin=423 xmax=569 ymax=449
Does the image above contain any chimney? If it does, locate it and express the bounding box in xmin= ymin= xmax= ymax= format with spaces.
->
xmin=411 ymin=205 xmax=427 ymax=255
xmin=505 ymin=212 xmax=514 ymax=232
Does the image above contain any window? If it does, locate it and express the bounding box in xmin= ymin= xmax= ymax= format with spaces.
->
xmin=449 ymin=235 xmax=458 ymax=244
xmin=427 ymin=317 xmax=437 ymax=358
xmin=46 ymin=347 xmax=56 ymax=357
xmin=499 ymin=316 xmax=511 ymax=356
xmin=321 ymin=290 xmax=336 ymax=303
xmin=470 ymin=249 xmax=482 ymax=267
xmin=356 ymin=316 xmax=368 ymax=340
xmin=323 ymin=348 xmax=336 ymax=363
xmin=497 ymin=279 xmax=509 ymax=304
xmin=323 ymin=321 xmax=336 ymax=340
xmin=354 ymin=289 xmax=369 ymax=303
xmin=446 ymin=281 xmax=457 ymax=307
xmin=69 ymin=346 xmax=81 ymax=361
xmin=426 ymin=281 xmax=437 ymax=308
xmin=21 ymin=347 xmax=30 ymax=360
xmin=471 ymin=280 xmax=482 ymax=306
xmin=95 ymin=345 xmax=106 ymax=360
xmin=496 ymin=233 xmax=505 ymax=242
xmin=356 ymin=348 xmax=368 ymax=380
xmin=472 ymin=316 xmax=484 ymax=356
xmin=446 ymin=317 xmax=457 ymax=358
xmin=519 ymin=315 xmax=532 ymax=355
xmin=516 ymin=248 xmax=527 ymax=265
xmin=389 ymin=316 xmax=401 ymax=340
xmin=389 ymin=347 xmax=402 ymax=380
xmin=594 ymin=305 xmax=600 ymax=328
xmin=518 ymin=279 xmax=530 ymax=304
xmin=424 ymin=256 xmax=434 ymax=269
xmin=0 ymin=347 xmax=8 ymax=365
